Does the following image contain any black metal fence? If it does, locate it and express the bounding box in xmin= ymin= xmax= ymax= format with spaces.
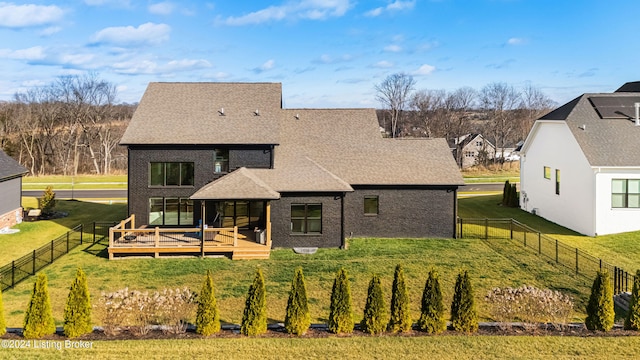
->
xmin=93 ymin=221 xmax=118 ymax=244
xmin=0 ymin=225 xmax=83 ymax=291
xmin=457 ymin=218 xmax=633 ymax=294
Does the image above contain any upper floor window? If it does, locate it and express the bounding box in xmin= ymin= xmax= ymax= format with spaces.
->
xmin=291 ymin=203 xmax=322 ymax=235
xmin=555 ymin=169 xmax=560 ymax=195
xmin=214 ymin=149 xmax=229 ymax=173
xmin=544 ymin=166 xmax=551 ymax=179
xmin=612 ymin=179 xmax=640 ymax=208
xmin=150 ymin=162 xmax=194 ymax=187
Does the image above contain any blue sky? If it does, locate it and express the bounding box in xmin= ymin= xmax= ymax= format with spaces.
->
xmin=1 ymin=0 xmax=639 ymax=107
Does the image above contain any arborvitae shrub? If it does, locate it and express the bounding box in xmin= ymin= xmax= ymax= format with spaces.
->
xmin=284 ymin=267 xmax=311 ymax=335
xmin=328 ymin=268 xmax=354 ymax=334
xmin=417 ymin=269 xmax=446 ymax=334
xmin=0 ymin=287 xmax=6 ymax=336
xmin=625 ymin=270 xmax=640 ymax=330
xmin=502 ymin=180 xmax=510 ymax=206
xmin=23 ymin=273 xmax=56 ymax=339
xmin=388 ymin=264 xmax=411 ymax=333
xmin=195 ymin=270 xmax=220 ymax=336
xmin=241 ymin=268 xmax=267 ymax=336
xmin=450 ymin=270 xmax=478 ymax=333
xmin=509 ymin=184 xmax=519 ymax=207
xmin=361 ymin=274 xmax=387 ymax=335
xmin=40 ymin=186 xmax=56 ymax=215
xmin=585 ymin=270 xmax=614 ymax=331
xmin=63 ymin=268 xmax=93 ymax=338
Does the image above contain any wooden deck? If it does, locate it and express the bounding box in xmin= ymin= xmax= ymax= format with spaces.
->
xmin=108 ymin=215 xmax=271 ymax=260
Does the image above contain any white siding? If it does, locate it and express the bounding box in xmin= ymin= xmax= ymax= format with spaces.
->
xmin=520 ymin=122 xmax=595 ymax=235
xmin=594 ymin=169 xmax=640 ymax=235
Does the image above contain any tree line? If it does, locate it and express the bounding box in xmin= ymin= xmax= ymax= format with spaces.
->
xmin=0 ymin=74 xmax=134 ymax=176
xmin=375 ymin=73 xmax=556 ymax=166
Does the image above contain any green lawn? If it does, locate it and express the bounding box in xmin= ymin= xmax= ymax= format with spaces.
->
xmin=4 ymin=336 xmax=640 ymax=360
xmin=458 ymin=195 xmax=640 ymax=272
xmin=22 ymin=175 xmax=127 ymax=190
xmin=2 ymin=235 xmax=592 ymax=329
xmin=0 ymin=199 xmax=127 ymax=265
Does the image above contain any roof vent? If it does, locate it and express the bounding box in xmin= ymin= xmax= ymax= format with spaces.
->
xmin=219 ymin=108 xmax=225 ymax=116
xmin=254 ymin=109 xmax=260 ymax=116
xmin=635 ymin=103 xmax=640 ymax=126
xmin=578 ymin=124 xmax=586 ymax=131
xmin=295 ymin=113 xmax=300 ymax=120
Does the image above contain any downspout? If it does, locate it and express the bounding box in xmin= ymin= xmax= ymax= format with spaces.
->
xmin=127 ymin=147 xmax=132 ymax=217
xmin=593 ymin=167 xmax=600 ymax=236
xmin=453 ymin=186 xmax=458 ymax=239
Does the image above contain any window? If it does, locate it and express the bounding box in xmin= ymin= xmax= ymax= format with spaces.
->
xmin=291 ymin=204 xmax=322 ymax=234
xmin=555 ymin=169 xmax=560 ymax=195
xmin=464 ymin=151 xmax=475 ymax=158
xmin=219 ymin=201 xmax=264 ymax=229
xmin=149 ymin=162 xmax=194 ymax=187
xmin=544 ymin=166 xmax=551 ymax=179
xmin=214 ymin=149 xmax=229 ymax=173
xmin=364 ymin=196 xmax=379 ymax=215
xmin=148 ymin=197 xmax=194 ymax=226
xmin=612 ymin=179 xmax=640 ymax=208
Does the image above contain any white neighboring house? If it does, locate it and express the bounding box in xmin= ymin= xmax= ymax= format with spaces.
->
xmin=519 ymin=82 xmax=640 ymax=236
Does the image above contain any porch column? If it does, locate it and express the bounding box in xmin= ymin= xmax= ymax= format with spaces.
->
xmin=266 ymin=201 xmax=272 ymax=247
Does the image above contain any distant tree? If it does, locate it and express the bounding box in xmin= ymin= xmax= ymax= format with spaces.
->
xmin=361 ymin=274 xmax=387 ymax=335
xmin=195 ymin=270 xmax=220 ymax=336
xmin=585 ymin=270 xmax=614 ymax=332
xmin=388 ymin=264 xmax=412 ymax=333
xmin=479 ymin=82 xmax=521 ymax=163
xmin=625 ymin=270 xmax=640 ymax=330
xmin=517 ymin=82 xmax=556 ymax=141
xmin=411 ymin=89 xmax=445 ymax=138
xmin=328 ymin=268 xmax=354 ymax=334
xmin=375 ymin=73 xmax=416 ymax=138
xmin=502 ymin=180 xmax=511 ymax=206
xmin=284 ymin=267 xmax=311 ymax=335
xmin=450 ymin=270 xmax=478 ymax=333
xmin=23 ymin=273 xmax=56 ymax=339
xmin=417 ymin=269 xmax=446 ymax=334
xmin=241 ymin=269 xmax=267 ymax=336
xmin=509 ymin=184 xmax=519 ymax=207
xmin=63 ymin=268 xmax=93 ymax=338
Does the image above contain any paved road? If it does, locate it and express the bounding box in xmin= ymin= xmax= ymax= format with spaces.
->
xmin=462 ymin=183 xmax=518 ymax=192
xmin=22 ymin=189 xmax=127 ymax=199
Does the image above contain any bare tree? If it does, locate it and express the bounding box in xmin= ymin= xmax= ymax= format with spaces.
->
xmin=411 ymin=89 xmax=445 ymax=138
xmin=517 ymin=82 xmax=556 ymax=140
xmin=375 ymin=73 xmax=416 ymax=138
xmin=479 ymin=82 xmax=521 ymax=162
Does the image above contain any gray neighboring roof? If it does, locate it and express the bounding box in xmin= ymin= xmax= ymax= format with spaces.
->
xmin=190 ymin=167 xmax=280 ymax=200
xmin=0 ymin=149 xmax=28 ymax=181
xmin=535 ymin=89 xmax=640 ymax=167
xmin=120 ymin=82 xmax=282 ymax=145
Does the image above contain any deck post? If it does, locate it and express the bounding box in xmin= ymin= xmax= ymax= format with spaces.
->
xmin=266 ymin=202 xmax=272 ymax=248
xmin=201 ymin=201 xmax=206 ymax=258
xmin=155 ymin=227 xmax=160 ymax=258
xmin=233 ymin=226 xmax=238 ymax=247
xmin=131 ymin=214 xmax=135 ymax=230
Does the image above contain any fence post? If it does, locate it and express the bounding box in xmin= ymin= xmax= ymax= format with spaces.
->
xmin=538 ymin=233 xmax=541 ymax=255
xmin=555 ymin=240 xmax=558 ymax=263
xmin=66 ymin=231 xmax=70 ymax=253
xmin=613 ymin=267 xmax=618 ymax=294
xmin=575 ymin=248 xmax=579 ymax=275
xmin=93 ymin=222 xmax=96 ymax=243
xmin=32 ymin=250 xmax=36 ymax=274
xmin=599 ymin=259 xmax=602 ymax=271
xmin=484 ymin=218 xmax=488 ymax=240
xmin=80 ymin=224 xmax=83 ymax=245
xmin=11 ymin=260 xmax=15 ymax=288
xmin=51 ymin=240 xmax=54 ymax=262
xmin=510 ymin=220 xmax=513 ymax=240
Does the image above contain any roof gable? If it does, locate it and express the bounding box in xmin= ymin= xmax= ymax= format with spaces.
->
xmin=190 ymin=167 xmax=280 ymax=200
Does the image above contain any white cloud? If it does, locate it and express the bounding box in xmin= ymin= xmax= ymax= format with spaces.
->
xmin=149 ymin=2 xmax=175 ymax=15
xmin=384 ymin=44 xmax=402 ymax=52
xmin=507 ymin=37 xmax=524 ymax=45
xmin=373 ymin=60 xmax=394 ymax=68
xmin=91 ymin=22 xmax=171 ymax=46
xmin=0 ymin=3 xmax=65 ymax=28
xmin=113 ymin=59 xmax=158 ymax=74
xmin=164 ymin=59 xmax=212 ymax=71
xmin=0 ymin=46 xmax=46 ymax=60
xmin=220 ymin=0 xmax=352 ymax=26
xmin=84 ymin=0 xmax=131 ymax=7
xmin=364 ymin=0 xmax=415 ymax=17
xmin=40 ymin=26 xmax=62 ymax=36
xmin=112 ymin=57 xmax=211 ymax=75
xmin=412 ymin=64 xmax=436 ymax=75
xmin=60 ymin=53 xmax=96 ymax=66
xmin=315 ymin=53 xmax=354 ymax=64
xmin=253 ymin=59 xmax=275 ymax=73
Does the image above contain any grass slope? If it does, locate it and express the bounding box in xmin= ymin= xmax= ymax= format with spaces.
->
xmin=2 ymin=236 xmax=591 ymax=328
xmin=22 ymin=175 xmax=127 ymax=190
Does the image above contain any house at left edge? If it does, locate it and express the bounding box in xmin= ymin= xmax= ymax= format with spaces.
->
xmin=114 ymin=82 xmax=463 ymax=259
xmin=0 ymin=149 xmax=28 ymax=229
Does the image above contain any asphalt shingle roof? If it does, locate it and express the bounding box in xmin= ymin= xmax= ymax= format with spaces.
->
xmin=123 ymin=82 xmax=464 ymax=195
xmin=536 ymin=83 xmax=640 ymax=167
xmin=0 ymin=149 xmax=28 ymax=181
